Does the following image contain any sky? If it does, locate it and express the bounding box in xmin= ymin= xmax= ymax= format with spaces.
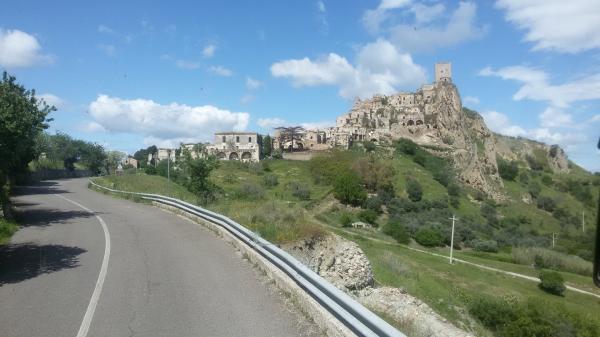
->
xmin=1 ymin=0 xmax=599 ymax=171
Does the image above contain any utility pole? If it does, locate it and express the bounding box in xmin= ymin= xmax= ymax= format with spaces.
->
xmin=552 ymin=232 xmax=558 ymax=248
xmin=167 ymin=149 xmax=171 ymax=183
xmin=449 ymin=215 xmax=458 ymax=264
xmin=582 ymin=210 xmax=585 ymax=233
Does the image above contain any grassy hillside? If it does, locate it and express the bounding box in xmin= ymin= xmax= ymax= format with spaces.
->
xmin=92 ymin=141 xmax=600 ymax=336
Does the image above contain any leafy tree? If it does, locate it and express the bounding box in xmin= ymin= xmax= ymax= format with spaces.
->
xmin=261 ymin=135 xmax=273 ymax=158
xmin=362 ymin=140 xmax=376 ymax=152
xmin=352 ymin=156 xmax=395 ymax=192
xmin=536 ymin=196 xmax=556 ymax=212
xmin=528 ymin=181 xmax=542 ymax=199
xmin=186 ymin=156 xmax=219 ymax=203
xmin=104 ymin=151 xmax=126 ymax=175
xmin=383 ymin=218 xmax=410 ymax=244
xmin=406 ymin=178 xmax=423 ymax=202
xmin=447 ymin=183 xmax=460 ymax=197
xmin=79 ymin=143 xmax=107 ymax=175
xmin=0 ymin=72 xmax=53 ymax=218
xmin=414 ymin=227 xmax=444 ymax=247
xmin=275 ymin=126 xmax=305 ymax=151
xmin=339 ymin=212 xmax=353 ymax=227
xmin=497 ymin=157 xmax=519 ymax=181
xmin=333 ymin=171 xmax=367 ymax=206
xmin=357 ymin=209 xmax=378 ymax=224
xmin=395 ymin=138 xmax=418 ymax=155
xmin=480 ymin=202 xmax=499 ymax=227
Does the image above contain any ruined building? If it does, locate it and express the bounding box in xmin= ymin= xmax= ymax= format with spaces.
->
xmin=205 ymin=132 xmax=260 ymax=162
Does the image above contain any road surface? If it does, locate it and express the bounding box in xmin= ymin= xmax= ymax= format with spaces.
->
xmin=0 ymin=178 xmax=314 ymax=337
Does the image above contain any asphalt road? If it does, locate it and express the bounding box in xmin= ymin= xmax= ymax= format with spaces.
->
xmin=0 ymin=178 xmax=313 ymax=337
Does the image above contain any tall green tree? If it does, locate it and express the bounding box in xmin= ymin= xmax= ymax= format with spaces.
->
xmin=261 ymin=135 xmax=272 ymax=158
xmin=0 ymin=72 xmax=53 ymax=218
xmin=275 ymin=126 xmax=305 ymax=151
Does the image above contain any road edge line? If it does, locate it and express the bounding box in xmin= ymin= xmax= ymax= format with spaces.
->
xmin=54 ymin=194 xmax=111 ymax=337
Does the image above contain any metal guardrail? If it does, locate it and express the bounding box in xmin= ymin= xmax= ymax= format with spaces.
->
xmin=89 ymin=180 xmax=406 ymax=337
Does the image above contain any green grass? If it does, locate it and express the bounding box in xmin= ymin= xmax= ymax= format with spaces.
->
xmin=0 ymin=217 xmax=18 ymax=244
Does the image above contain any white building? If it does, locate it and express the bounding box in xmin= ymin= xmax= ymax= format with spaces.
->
xmin=206 ymin=132 xmax=260 ymax=162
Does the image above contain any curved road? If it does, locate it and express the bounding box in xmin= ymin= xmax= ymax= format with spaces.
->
xmin=0 ymin=178 xmax=314 ymax=337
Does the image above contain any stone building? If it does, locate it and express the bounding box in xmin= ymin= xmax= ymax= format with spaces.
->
xmin=206 ymin=132 xmax=260 ymax=162
xmin=272 ymin=63 xmax=454 ymax=150
xmin=124 ymin=156 xmax=138 ymax=168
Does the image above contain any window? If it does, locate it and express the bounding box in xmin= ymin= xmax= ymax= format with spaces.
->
xmin=236 ymin=136 xmax=239 ymax=142
xmin=248 ymin=137 xmax=252 ymax=143
xmin=222 ymin=135 xmax=226 ymax=142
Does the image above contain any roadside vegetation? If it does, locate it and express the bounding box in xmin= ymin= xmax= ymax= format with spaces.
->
xmin=91 ymin=134 xmax=599 ymax=336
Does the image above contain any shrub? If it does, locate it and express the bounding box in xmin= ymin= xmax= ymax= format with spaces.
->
xmin=480 ymin=202 xmax=498 ymax=227
xmin=248 ymin=162 xmax=264 ymax=175
xmin=383 ymin=218 xmax=410 ymax=244
xmin=471 ymin=239 xmax=499 ymax=253
xmin=497 ymin=157 xmax=519 ymax=181
xmin=339 ymin=212 xmax=353 ymax=227
xmin=528 ymin=181 xmax=541 ymax=199
xmin=512 ymin=247 xmax=592 ymax=276
xmin=414 ymin=227 xmax=444 ymax=247
xmin=406 ymin=178 xmax=423 ymax=202
xmin=352 ymin=156 xmax=395 ymax=192
xmin=223 ymin=173 xmax=236 ymax=184
xmin=333 ymin=171 xmax=367 ymax=206
xmin=271 ymin=149 xmax=283 ymax=159
xmin=363 ymin=196 xmax=383 ymax=214
xmin=447 ymin=183 xmax=460 ymax=197
xmin=144 ymin=165 xmax=157 ymax=175
xmin=395 ymin=138 xmax=418 ymax=155
xmin=363 ymin=140 xmax=376 ymax=152
xmin=536 ymin=196 xmax=556 ymax=212
xmin=262 ymin=173 xmax=279 ymax=188
xmin=413 ymin=152 xmax=427 ymax=167
xmin=541 ymin=174 xmax=553 ymax=186
xmin=538 ymin=271 xmax=565 ymax=296
xmin=288 ymin=181 xmax=311 ymax=200
xmin=449 ymin=196 xmax=460 ymax=208
xmin=357 ymin=209 xmax=378 ymax=224
xmin=237 ymin=183 xmax=265 ymax=199
xmin=442 ymin=135 xmax=454 ymax=145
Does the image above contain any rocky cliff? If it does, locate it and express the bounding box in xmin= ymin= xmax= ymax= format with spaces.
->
xmin=336 ymin=81 xmax=570 ymax=200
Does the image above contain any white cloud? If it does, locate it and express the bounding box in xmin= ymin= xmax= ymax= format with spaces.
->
xmin=299 ymin=120 xmax=334 ymax=130
xmin=240 ymin=94 xmax=255 ymax=104
xmin=98 ymin=24 xmax=116 ymax=35
xmin=38 ymin=94 xmax=64 ymax=109
xmin=362 ymin=0 xmax=412 ymax=34
xmin=175 ymin=59 xmax=200 ymax=69
xmin=202 ymin=44 xmax=216 ymax=58
xmin=590 ymin=114 xmax=600 ymax=123
xmin=538 ymin=107 xmax=573 ymax=128
xmin=208 ymin=65 xmax=233 ymax=77
xmin=482 ymin=111 xmax=526 ymax=137
xmin=246 ymin=77 xmax=263 ymax=90
xmin=271 ymin=39 xmax=426 ymax=99
xmin=80 ymin=121 xmax=107 ymax=133
xmin=480 ymin=65 xmax=600 ymax=108
xmin=0 ymin=28 xmax=52 ymax=68
xmin=258 ymin=118 xmax=287 ymax=129
xmin=495 ymin=0 xmax=600 ymax=53
xmin=97 ymin=44 xmax=116 ymax=57
xmin=317 ymin=1 xmax=326 ymax=13
xmin=88 ymin=95 xmax=249 ymax=146
xmin=464 ymin=96 xmax=480 ymax=105
xmin=387 ymin=2 xmax=487 ymax=53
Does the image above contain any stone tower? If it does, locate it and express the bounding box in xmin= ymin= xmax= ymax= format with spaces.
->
xmin=435 ymin=62 xmax=452 ymax=83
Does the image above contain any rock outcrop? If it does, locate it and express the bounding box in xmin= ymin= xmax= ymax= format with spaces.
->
xmin=284 ymin=234 xmax=473 ymax=337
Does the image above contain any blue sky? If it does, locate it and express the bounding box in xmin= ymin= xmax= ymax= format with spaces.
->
xmin=1 ymin=0 xmax=599 ymax=171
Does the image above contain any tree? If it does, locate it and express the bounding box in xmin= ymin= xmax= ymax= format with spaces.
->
xmin=104 ymin=151 xmax=125 ymax=175
xmin=538 ymin=271 xmax=565 ymax=296
xmin=352 ymin=156 xmax=395 ymax=192
xmin=275 ymin=126 xmax=305 ymax=151
xmin=406 ymin=178 xmax=423 ymax=202
xmin=186 ymin=156 xmax=219 ymax=203
xmin=79 ymin=143 xmax=106 ymax=175
xmin=383 ymin=218 xmax=410 ymax=244
xmin=497 ymin=158 xmax=519 ymax=181
xmin=0 ymin=72 xmax=53 ymax=218
xmin=415 ymin=227 xmax=444 ymax=247
xmin=261 ymin=135 xmax=273 ymax=158
xmin=333 ymin=171 xmax=367 ymax=206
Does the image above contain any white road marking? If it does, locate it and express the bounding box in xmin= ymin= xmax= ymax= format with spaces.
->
xmin=54 ymin=194 xmax=111 ymax=337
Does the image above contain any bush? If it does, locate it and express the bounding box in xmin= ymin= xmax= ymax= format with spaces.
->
xmin=223 ymin=172 xmax=236 ymax=184
xmin=333 ymin=171 xmax=367 ymax=206
xmin=144 ymin=165 xmax=157 ymax=175
xmin=288 ymin=181 xmax=311 ymax=200
xmin=383 ymin=218 xmax=410 ymax=244
xmin=363 ymin=196 xmax=383 ymax=214
xmin=538 ymin=271 xmax=566 ymax=296
xmin=414 ymin=227 xmax=444 ymax=247
xmin=528 ymin=181 xmax=541 ymax=199
xmin=541 ymin=174 xmax=553 ymax=186
xmin=471 ymin=239 xmax=499 ymax=253
xmin=406 ymin=178 xmax=423 ymax=202
xmin=536 ymin=196 xmax=556 ymax=212
xmin=362 ymin=140 xmax=376 ymax=152
xmin=512 ymin=247 xmax=592 ymax=276
xmin=339 ymin=212 xmax=353 ymax=227
xmin=357 ymin=209 xmax=378 ymax=224
xmin=447 ymin=183 xmax=460 ymax=197
xmin=480 ymin=202 xmax=498 ymax=227
xmin=395 ymin=138 xmax=418 ymax=155
xmin=262 ymin=173 xmax=279 ymax=188
xmin=237 ymin=183 xmax=265 ymax=199
xmin=497 ymin=158 xmax=519 ymax=181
